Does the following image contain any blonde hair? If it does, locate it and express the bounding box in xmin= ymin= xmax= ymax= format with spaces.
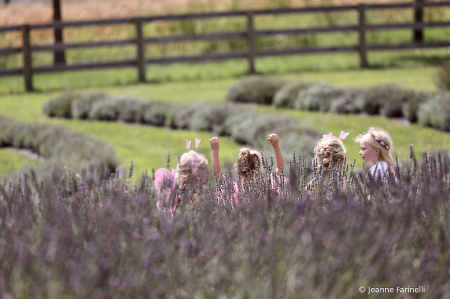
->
xmin=234 ymin=148 xmax=262 ymax=181
xmin=313 ymin=136 xmax=347 ymax=168
xmin=354 ymin=127 xmax=395 ymax=169
xmin=175 ymin=151 xmax=209 ymax=189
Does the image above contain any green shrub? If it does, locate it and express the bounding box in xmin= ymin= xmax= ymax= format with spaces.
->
xmin=231 ymin=114 xmax=300 ymax=146
xmin=71 ymin=92 xmax=110 ymax=119
xmin=418 ymin=93 xmax=450 ymax=131
xmin=402 ymin=91 xmax=435 ymax=123
xmin=116 ymin=97 xmax=147 ymax=123
xmin=222 ymin=110 xmax=258 ymax=137
xmin=88 ymin=97 xmax=129 ymax=121
xmin=43 ymin=91 xmax=82 ymax=118
xmin=0 ymin=116 xmax=118 ymax=180
xmin=189 ymin=104 xmax=235 ymax=133
xmin=294 ymin=83 xmax=346 ymax=112
xmin=173 ymin=104 xmax=202 ymax=129
xmin=329 ymin=89 xmax=365 ymax=114
xmin=436 ymin=59 xmax=450 ymax=91
xmin=139 ymin=101 xmax=172 ymax=126
xmin=378 ymin=85 xmax=415 ymax=118
xmin=164 ymin=104 xmax=187 ymax=129
xmin=359 ymin=84 xmax=411 ymax=116
xmin=226 ymin=76 xmax=287 ymax=105
xmin=272 ymin=80 xmax=312 ymax=108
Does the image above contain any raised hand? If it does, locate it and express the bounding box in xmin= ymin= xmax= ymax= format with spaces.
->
xmin=268 ymin=133 xmax=280 ymax=148
xmin=210 ymin=137 xmax=221 ymax=177
xmin=268 ymin=133 xmax=284 ymax=176
xmin=210 ymin=137 xmax=220 ymax=152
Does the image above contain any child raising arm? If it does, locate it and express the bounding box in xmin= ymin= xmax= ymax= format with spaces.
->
xmin=210 ymin=136 xmax=222 ymax=178
xmin=268 ymin=133 xmax=284 ymax=176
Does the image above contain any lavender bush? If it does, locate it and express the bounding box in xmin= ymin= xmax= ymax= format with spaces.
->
xmin=43 ymin=91 xmax=84 ymax=118
xmin=43 ymin=95 xmax=319 ymax=161
xmin=226 ymin=78 xmax=450 ymax=132
xmin=364 ymin=84 xmax=415 ymax=118
xmin=0 ymin=116 xmax=118 ymax=181
xmin=328 ymin=88 xmax=365 ymax=114
xmin=402 ymin=91 xmax=435 ymax=123
xmin=272 ymin=80 xmax=312 ymax=109
xmin=226 ymin=76 xmax=288 ymax=105
xmin=418 ymin=93 xmax=450 ymax=131
xmin=293 ymin=82 xmax=347 ymax=112
xmin=71 ymin=92 xmax=110 ymax=119
xmin=1 ymin=147 xmax=449 ymax=298
xmin=140 ymin=101 xmax=172 ymax=126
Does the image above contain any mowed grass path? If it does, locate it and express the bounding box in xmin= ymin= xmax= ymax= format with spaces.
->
xmin=0 ymin=66 xmax=448 ymax=180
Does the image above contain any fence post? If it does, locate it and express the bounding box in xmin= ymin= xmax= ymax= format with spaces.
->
xmin=358 ymin=4 xmax=368 ymax=68
xmin=135 ymin=18 xmax=146 ymax=82
xmin=246 ymin=11 xmax=256 ymax=74
xmin=414 ymin=0 xmax=425 ymax=43
xmin=53 ymin=0 xmax=66 ymax=65
xmin=22 ymin=24 xmax=33 ymax=92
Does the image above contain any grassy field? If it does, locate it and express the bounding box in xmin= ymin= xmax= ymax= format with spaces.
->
xmin=0 ymin=56 xmax=441 ymax=95
xmin=0 ymin=148 xmax=39 ymax=177
xmin=1 ymin=65 xmax=449 ymax=181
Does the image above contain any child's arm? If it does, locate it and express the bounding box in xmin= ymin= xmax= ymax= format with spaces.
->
xmin=210 ymin=137 xmax=221 ymax=177
xmin=268 ymin=133 xmax=284 ymax=176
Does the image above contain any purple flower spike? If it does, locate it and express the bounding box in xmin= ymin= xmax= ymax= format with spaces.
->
xmin=195 ymin=138 xmax=201 ymax=150
xmin=323 ymin=132 xmax=332 ymax=139
xmin=186 ymin=140 xmax=191 ymax=150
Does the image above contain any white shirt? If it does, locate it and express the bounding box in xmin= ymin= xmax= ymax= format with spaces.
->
xmin=369 ymin=161 xmax=391 ymax=180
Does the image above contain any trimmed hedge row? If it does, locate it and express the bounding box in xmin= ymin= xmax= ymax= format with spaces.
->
xmin=44 ymin=92 xmax=320 ymax=161
xmin=0 ymin=115 xmax=118 ymax=180
xmin=226 ymin=76 xmax=450 ymax=132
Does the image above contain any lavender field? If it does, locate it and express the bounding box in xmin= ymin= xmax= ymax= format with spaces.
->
xmin=1 ymin=146 xmax=449 ymax=298
xmin=2 ymin=0 xmax=450 ymax=297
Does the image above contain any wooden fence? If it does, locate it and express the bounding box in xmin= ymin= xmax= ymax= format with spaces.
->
xmin=1 ymin=1 xmax=450 ymax=92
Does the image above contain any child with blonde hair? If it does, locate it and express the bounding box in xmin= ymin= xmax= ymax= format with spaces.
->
xmin=354 ymin=127 xmax=395 ymax=180
xmin=307 ymin=131 xmax=348 ymax=195
xmin=155 ymin=138 xmax=209 ymax=212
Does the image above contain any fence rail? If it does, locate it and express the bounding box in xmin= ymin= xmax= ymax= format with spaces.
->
xmin=1 ymin=1 xmax=450 ymax=91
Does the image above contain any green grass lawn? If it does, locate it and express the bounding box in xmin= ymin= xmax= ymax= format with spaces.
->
xmin=0 ymin=66 xmax=449 ymax=180
xmin=0 ymin=148 xmax=39 ymax=177
xmin=0 ymin=49 xmax=446 ymax=95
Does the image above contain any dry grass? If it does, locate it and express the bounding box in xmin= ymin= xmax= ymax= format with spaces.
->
xmin=0 ymin=0 xmax=408 ymax=27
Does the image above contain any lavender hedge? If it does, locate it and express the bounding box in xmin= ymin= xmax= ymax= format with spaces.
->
xmin=226 ymin=76 xmax=450 ymax=132
xmin=1 ymin=147 xmax=449 ymax=298
xmin=0 ymin=115 xmax=118 ymax=181
xmin=43 ymin=93 xmax=319 ymax=162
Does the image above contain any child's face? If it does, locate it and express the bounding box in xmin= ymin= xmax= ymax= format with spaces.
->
xmin=359 ymin=141 xmax=380 ymax=164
